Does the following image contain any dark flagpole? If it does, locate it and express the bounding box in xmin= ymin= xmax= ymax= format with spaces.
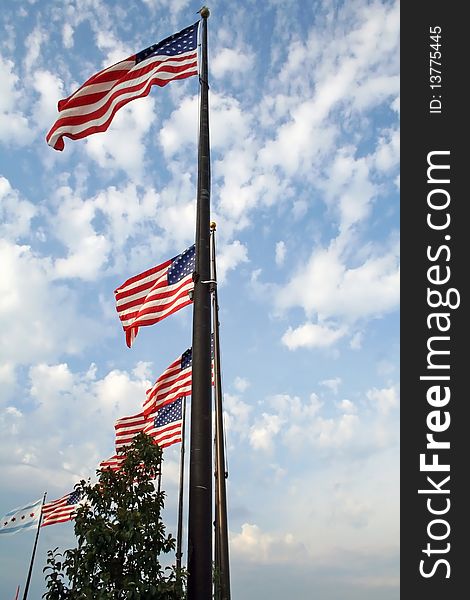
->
xmin=176 ymin=396 xmax=187 ymax=573
xmin=157 ymin=464 xmax=162 ymax=497
xmin=214 ymin=436 xmax=221 ymax=597
xmin=22 ymin=492 xmax=47 ymax=600
xmin=188 ymin=6 xmax=213 ymax=600
xmin=210 ymin=222 xmax=231 ymax=600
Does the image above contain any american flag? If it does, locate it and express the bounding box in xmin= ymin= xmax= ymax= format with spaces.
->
xmin=115 ymin=244 xmax=195 ymax=347
xmin=114 ymin=412 xmax=152 ymax=451
xmin=143 ymin=397 xmax=184 ymax=449
xmin=46 ymin=22 xmax=199 ymax=151
xmin=143 ymin=339 xmax=214 ymax=416
xmin=99 ymin=454 xmax=126 ymax=472
xmin=143 ymin=348 xmax=192 ymax=416
xmin=42 ymin=490 xmax=83 ymax=527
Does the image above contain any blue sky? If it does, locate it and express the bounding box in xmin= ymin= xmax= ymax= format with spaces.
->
xmin=0 ymin=0 xmax=399 ymax=598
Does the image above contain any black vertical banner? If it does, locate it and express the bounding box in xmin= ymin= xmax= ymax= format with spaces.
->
xmin=401 ymin=4 xmax=467 ymax=599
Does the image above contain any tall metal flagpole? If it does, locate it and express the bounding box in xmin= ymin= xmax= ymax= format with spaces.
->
xmin=176 ymin=396 xmax=187 ymax=573
xmin=188 ymin=7 xmax=213 ymax=600
xmin=22 ymin=491 xmax=47 ymax=600
xmin=210 ymin=223 xmax=231 ymax=600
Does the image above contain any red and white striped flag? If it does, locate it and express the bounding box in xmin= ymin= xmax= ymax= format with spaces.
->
xmin=46 ymin=22 xmax=199 ymax=151
xmin=114 ymin=412 xmax=152 ymax=451
xmin=115 ymin=244 xmax=195 ymax=347
xmin=42 ymin=490 xmax=83 ymax=527
xmin=143 ymin=341 xmax=214 ymax=416
xmin=113 ymin=404 xmax=181 ymax=452
xmin=143 ymin=348 xmax=192 ymax=416
xmin=143 ymin=397 xmax=184 ymax=449
xmin=99 ymin=454 xmax=126 ymax=472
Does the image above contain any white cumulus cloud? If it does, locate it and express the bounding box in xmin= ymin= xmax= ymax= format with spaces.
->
xmin=282 ymin=322 xmax=347 ymax=350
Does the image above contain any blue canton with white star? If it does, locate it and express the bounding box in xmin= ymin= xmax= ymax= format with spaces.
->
xmin=181 ymin=348 xmax=192 ymax=370
xmin=135 ymin=22 xmax=199 ymax=64
xmin=180 ymin=337 xmax=213 ymax=371
xmin=67 ymin=490 xmax=82 ymax=505
xmin=155 ymin=397 xmax=183 ymax=428
xmin=168 ymin=244 xmax=195 ymax=285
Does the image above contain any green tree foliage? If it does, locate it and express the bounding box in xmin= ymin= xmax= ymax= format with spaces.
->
xmin=43 ymin=433 xmax=185 ymax=599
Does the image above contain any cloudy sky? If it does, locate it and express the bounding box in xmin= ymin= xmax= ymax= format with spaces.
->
xmin=0 ymin=0 xmax=399 ymax=598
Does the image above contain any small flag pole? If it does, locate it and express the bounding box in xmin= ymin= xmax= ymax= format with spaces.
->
xmin=176 ymin=396 xmax=187 ymax=574
xmin=157 ymin=463 xmax=162 ymax=497
xmin=188 ymin=6 xmax=213 ymax=600
xmin=210 ymin=222 xmax=231 ymax=600
xmin=22 ymin=491 xmax=47 ymax=600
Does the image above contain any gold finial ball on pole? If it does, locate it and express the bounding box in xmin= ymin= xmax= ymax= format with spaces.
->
xmin=198 ymin=5 xmax=210 ymax=18
xmin=210 ymin=221 xmax=217 ymax=231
